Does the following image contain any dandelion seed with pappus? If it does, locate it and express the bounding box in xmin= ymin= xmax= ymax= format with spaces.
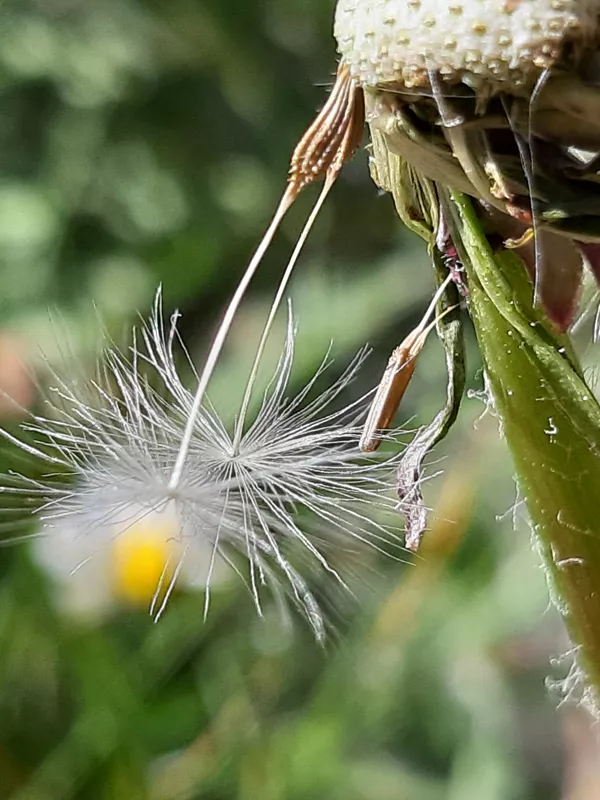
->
xmin=1 ymin=291 xmax=409 ymax=639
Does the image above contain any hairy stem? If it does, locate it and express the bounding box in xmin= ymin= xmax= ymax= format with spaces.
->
xmin=445 ymin=189 xmax=600 ymax=706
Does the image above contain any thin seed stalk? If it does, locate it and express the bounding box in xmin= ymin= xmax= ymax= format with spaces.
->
xmin=445 ymin=188 xmax=600 ymax=705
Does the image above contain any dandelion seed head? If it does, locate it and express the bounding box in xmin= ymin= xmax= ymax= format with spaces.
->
xmin=335 ymin=0 xmax=598 ymax=92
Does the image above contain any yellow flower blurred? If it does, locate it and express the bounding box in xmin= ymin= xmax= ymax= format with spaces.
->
xmin=111 ymin=518 xmax=176 ymax=606
xmin=34 ymin=501 xmax=229 ymax=621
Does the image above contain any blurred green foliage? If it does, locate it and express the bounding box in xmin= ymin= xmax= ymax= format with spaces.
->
xmin=0 ymin=1 xmax=591 ymax=798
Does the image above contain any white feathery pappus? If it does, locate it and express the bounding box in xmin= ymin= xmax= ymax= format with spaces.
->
xmin=0 ymin=290 xmax=411 ymax=639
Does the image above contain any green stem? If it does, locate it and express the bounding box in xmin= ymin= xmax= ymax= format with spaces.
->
xmin=447 ymin=189 xmax=600 ymax=706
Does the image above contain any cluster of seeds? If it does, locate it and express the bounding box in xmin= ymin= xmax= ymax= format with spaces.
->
xmin=334 ymin=0 xmax=599 ymax=91
xmin=331 ymin=0 xmax=600 ymax=328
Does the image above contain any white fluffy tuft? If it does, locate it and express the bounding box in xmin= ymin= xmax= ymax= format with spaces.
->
xmin=2 ymin=291 xmax=407 ymax=638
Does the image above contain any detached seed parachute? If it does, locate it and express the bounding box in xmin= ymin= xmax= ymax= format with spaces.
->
xmin=0 ymin=295 xmax=410 ymax=638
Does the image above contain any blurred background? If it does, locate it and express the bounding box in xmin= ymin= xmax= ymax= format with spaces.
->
xmin=0 ymin=0 xmax=597 ymax=798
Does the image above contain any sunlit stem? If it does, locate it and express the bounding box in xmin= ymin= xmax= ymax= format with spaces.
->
xmin=232 ymin=174 xmax=336 ymax=451
xmin=167 ymin=185 xmax=297 ymax=491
